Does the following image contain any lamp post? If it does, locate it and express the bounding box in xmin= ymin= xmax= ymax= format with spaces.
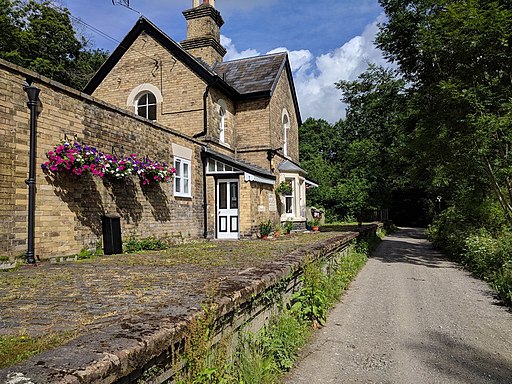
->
xmin=24 ymin=83 xmax=40 ymax=265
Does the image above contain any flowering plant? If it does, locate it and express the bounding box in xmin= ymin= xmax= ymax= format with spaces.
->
xmin=101 ymin=154 xmax=135 ymax=180
xmin=132 ymin=156 xmax=176 ymax=186
xmin=42 ymin=142 xmax=176 ymax=185
xmin=41 ymin=142 xmax=104 ymax=177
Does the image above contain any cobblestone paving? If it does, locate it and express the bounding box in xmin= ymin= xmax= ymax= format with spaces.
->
xmin=0 ymin=233 xmax=343 ymax=338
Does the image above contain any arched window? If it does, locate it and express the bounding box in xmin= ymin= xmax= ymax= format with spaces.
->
xmin=282 ymin=110 xmax=290 ymax=157
xmin=136 ymin=92 xmax=157 ymax=120
xmin=127 ymin=84 xmax=162 ymax=122
xmin=219 ymin=106 xmax=226 ymax=143
xmin=217 ymin=99 xmax=228 ymax=144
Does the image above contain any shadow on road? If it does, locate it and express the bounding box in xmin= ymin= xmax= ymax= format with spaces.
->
xmin=371 ymin=228 xmax=456 ymax=269
xmin=407 ymin=330 xmax=512 ymax=383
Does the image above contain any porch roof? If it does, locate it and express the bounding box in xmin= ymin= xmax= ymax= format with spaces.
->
xmin=203 ymin=148 xmax=276 ymax=182
xmin=277 ymin=160 xmax=307 ymax=175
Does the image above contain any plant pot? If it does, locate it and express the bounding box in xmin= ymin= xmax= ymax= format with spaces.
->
xmin=274 ymin=231 xmax=281 ymax=238
xmin=312 ymin=226 xmax=320 ymax=232
xmin=261 ymin=235 xmax=269 ymax=240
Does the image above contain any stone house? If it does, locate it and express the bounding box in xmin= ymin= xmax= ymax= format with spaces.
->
xmin=84 ymin=1 xmax=313 ymax=239
xmin=0 ymin=0 xmax=313 ymax=259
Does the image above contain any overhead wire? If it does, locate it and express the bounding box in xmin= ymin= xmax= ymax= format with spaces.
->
xmin=30 ymin=0 xmax=170 ymax=89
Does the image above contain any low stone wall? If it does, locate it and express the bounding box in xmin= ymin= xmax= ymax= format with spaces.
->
xmin=0 ymin=227 xmax=378 ymax=384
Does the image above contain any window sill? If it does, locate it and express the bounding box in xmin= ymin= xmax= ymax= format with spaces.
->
xmin=174 ymin=194 xmax=192 ymax=200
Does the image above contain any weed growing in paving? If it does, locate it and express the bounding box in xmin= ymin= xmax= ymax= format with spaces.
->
xmin=123 ymin=236 xmax=169 ymax=253
xmin=0 ymin=332 xmax=77 ymax=369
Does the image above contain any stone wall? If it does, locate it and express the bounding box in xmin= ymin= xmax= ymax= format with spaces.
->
xmin=0 ymin=229 xmax=376 ymax=383
xmin=269 ymin=69 xmax=300 ymax=162
xmin=92 ymin=33 xmax=206 ymax=138
xmin=0 ymin=59 xmax=205 ymax=259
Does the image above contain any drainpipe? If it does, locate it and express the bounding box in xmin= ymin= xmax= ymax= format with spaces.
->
xmin=193 ymin=77 xmax=221 ymax=139
xmin=201 ymin=148 xmax=208 ymax=238
xmin=195 ymin=77 xmax=220 ymax=238
xmin=23 ymin=82 xmax=40 ymax=265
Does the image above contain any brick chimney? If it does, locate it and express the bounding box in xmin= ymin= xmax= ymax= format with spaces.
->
xmin=181 ymin=0 xmax=226 ymax=67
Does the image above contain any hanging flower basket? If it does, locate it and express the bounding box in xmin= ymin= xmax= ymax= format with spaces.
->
xmin=42 ymin=141 xmax=176 ymax=186
xmin=275 ymin=180 xmax=292 ymax=195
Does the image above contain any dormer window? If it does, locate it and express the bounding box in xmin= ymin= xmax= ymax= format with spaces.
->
xmin=136 ymin=92 xmax=157 ymax=121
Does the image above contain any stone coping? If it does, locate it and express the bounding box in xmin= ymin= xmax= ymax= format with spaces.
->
xmin=0 ymin=229 xmax=372 ymax=384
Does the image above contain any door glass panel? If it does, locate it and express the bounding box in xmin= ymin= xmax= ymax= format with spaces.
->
xmin=230 ymin=182 xmax=238 ymax=209
xmin=219 ymin=182 xmax=227 ymax=209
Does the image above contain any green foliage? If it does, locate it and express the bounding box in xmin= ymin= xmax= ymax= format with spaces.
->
xmin=377 ymin=0 xmax=512 ymax=224
xmin=76 ymin=244 xmax=102 ymax=260
xmin=259 ymin=220 xmax=273 ymax=237
xmin=429 ymin=202 xmax=512 ymax=305
xmin=300 ymin=64 xmax=416 ymax=222
xmin=0 ymin=0 xmax=108 ymax=89
xmin=275 ymin=181 xmax=292 ymax=196
xmin=123 ymin=236 xmax=169 ymax=253
xmin=172 ymin=242 xmax=371 ymax=383
xmin=233 ymin=336 xmax=277 ymax=384
xmin=283 ymin=220 xmax=293 ymax=233
xmin=290 ymin=245 xmax=369 ymax=327
xmin=174 ymin=309 xmax=233 ymax=384
xmin=290 ymin=262 xmax=328 ymax=326
xmin=0 ymin=332 xmax=76 ymax=369
xmin=257 ymin=312 xmax=308 ymax=372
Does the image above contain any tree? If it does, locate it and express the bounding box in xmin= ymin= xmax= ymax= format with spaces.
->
xmin=0 ymin=0 xmax=107 ymax=89
xmin=376 ymin=0 xmax=512 ymax=223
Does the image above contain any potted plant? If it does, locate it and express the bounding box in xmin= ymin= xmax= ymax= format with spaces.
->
xmin=311 ymin=218 xmax=320 ymax=232
xmin=275 ymin=180 xmax=292 ymax=195
xmin=260 ymin=220 xmax=272 ymax=239
xmin=284 ymin=219 xmax=293 ymax=235
xmin=274 ymin=223 xmax=282 ymax=238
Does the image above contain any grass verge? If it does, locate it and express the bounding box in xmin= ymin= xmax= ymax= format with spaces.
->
xmin=0 ymin=331 xmax=77 ymax=369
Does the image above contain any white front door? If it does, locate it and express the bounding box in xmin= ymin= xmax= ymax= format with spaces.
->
xmin=217 ymin=179 xmax=239 ymax=239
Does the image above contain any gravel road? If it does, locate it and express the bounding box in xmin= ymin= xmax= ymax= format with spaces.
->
xmin=284 ymin=227 xmax=512 ymax=384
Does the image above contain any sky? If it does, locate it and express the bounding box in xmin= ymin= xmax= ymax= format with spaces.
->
xmin=60 ymin=0 xmax=390 ymax=123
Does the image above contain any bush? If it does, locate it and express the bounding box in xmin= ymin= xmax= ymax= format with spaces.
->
xmin=463 ymin=230 xmax=498 ymax=278
xmin=428 ymin=200 xmax=512 ymax=305
xmin=123 ymin=236 xmax=169 ymax=253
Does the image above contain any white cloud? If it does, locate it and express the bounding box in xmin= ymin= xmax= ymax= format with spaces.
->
xmin=221 ymin=14 xmax=390 ymax=123
xmin=292 ymin=14 xmax=390 ymax=123
xmin=266 ymin=47 xmax=313 ymax=74
xmin=221 ymin=35 xmax=260 ymax=61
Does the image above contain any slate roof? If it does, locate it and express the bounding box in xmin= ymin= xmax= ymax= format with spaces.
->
xmin=278 ymin=159 xmax=307 ymax=175
xmin=213 ymin=53 xmax=287 ymax=96
xmin=84 ymin=16 xmax=301 ymax=124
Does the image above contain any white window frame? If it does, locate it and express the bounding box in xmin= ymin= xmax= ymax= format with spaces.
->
xmin=135 ymin=92 xmax=157 ymax=121
xmin=217 ymin=99 xmax=228 ymax=144
xmin=282 ymin=109 xmax=290 ymax=157
xmin=219 ymin=106 xmax=226 ymax=143
xmin=284 ymin=177 xmax=294 ymax=216
xmin=127 ymin=83 xmax=163 ymax=121
xmin=174 ymin=157 xmax=191 ymax=197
